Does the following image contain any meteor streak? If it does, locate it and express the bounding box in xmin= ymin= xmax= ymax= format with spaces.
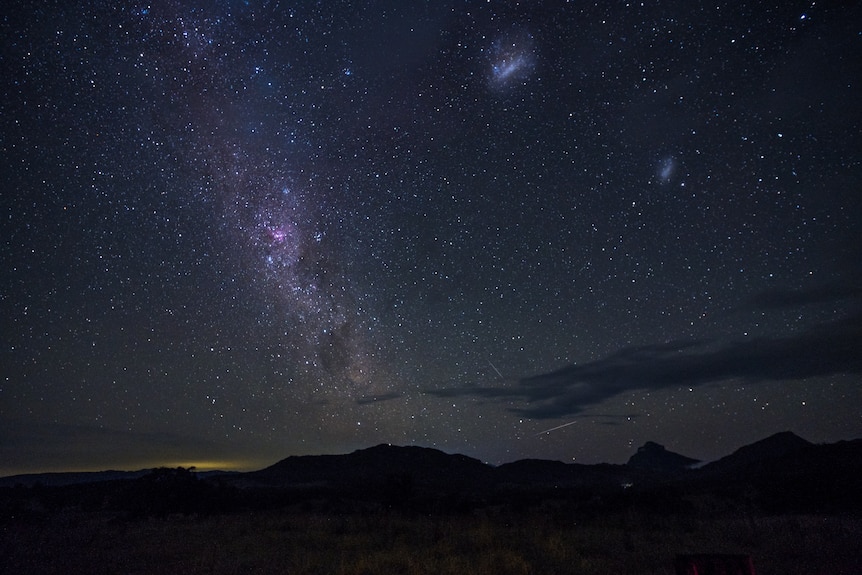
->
xmin=535 ymin=420 xmax=578 ymax=436
xmin=488 ymin=360 xmax=504 ymax=379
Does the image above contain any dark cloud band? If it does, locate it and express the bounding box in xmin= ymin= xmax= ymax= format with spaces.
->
xmin=428 ymin=312 xmax=862 ymax=419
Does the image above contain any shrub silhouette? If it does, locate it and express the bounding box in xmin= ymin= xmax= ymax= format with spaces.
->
xmin=115 ymin=467 xmax=231 ymax=519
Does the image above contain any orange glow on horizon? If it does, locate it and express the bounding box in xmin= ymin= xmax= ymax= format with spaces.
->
xmin=0 ymin=457 xmax=273 ymax=478
xmin=159 ymin=459 xmax=267 ymax=472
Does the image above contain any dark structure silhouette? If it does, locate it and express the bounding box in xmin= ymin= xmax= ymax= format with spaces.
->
xmin=675 ymin=554 xmax=755 ymax=575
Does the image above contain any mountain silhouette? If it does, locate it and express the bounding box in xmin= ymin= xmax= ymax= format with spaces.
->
xmin=2 ymin=432 xmax=860 ymax=515
xmin=692 ymin=433 xmax=861 ymax=512
xmin=626 ymin=441 xmax=700 ymax=472
xmin=246 ymin=444 xmax=495 ymax=492
xmin=700 ymin=431 xmax=813 ymax=476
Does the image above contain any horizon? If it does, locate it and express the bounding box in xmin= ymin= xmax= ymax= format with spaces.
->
xmin=2 ymin=428 xmax=853 ymax=479
xmin=2 ymin=3 xmax=860 ymax=478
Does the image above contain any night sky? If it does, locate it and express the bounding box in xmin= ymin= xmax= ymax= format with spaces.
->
xmin=2 ymin=1 xmax=861 ymax=476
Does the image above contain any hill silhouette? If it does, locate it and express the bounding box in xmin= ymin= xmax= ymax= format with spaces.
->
xmin=626 ymin=441 xmax=700 ymax=472
xmin=246 ymin=444 xmax=495 ymax=492
xmin=700 ymin=431 xmax=813 ymax=476
xmin=2 ymin=432 xmax=860 ymax=515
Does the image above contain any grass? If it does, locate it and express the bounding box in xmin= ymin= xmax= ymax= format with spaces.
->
xmin=2 ymin=505 xmax=860 ymax=574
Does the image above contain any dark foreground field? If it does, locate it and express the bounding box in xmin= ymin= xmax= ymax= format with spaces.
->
xmin=3 ymin=437 xmax=861 ymax=573
xmin=3 ymin=505 xmax=860 ymax=575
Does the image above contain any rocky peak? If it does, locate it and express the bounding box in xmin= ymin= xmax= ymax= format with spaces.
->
xmin=627 ymin=441 xmax=700 ymax=472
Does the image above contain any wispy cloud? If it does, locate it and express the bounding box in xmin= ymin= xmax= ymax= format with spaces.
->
xmin=743 ymin=282 xmax=862 ymax=311
xmin=356 ymin=392 xmax=402 ymax=405
xmin=427 ymin=312 xmax=862 ymax=420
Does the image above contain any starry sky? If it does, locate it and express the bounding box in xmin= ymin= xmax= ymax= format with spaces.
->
xmin=2 ymin=1 xmax=861 ymax=476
